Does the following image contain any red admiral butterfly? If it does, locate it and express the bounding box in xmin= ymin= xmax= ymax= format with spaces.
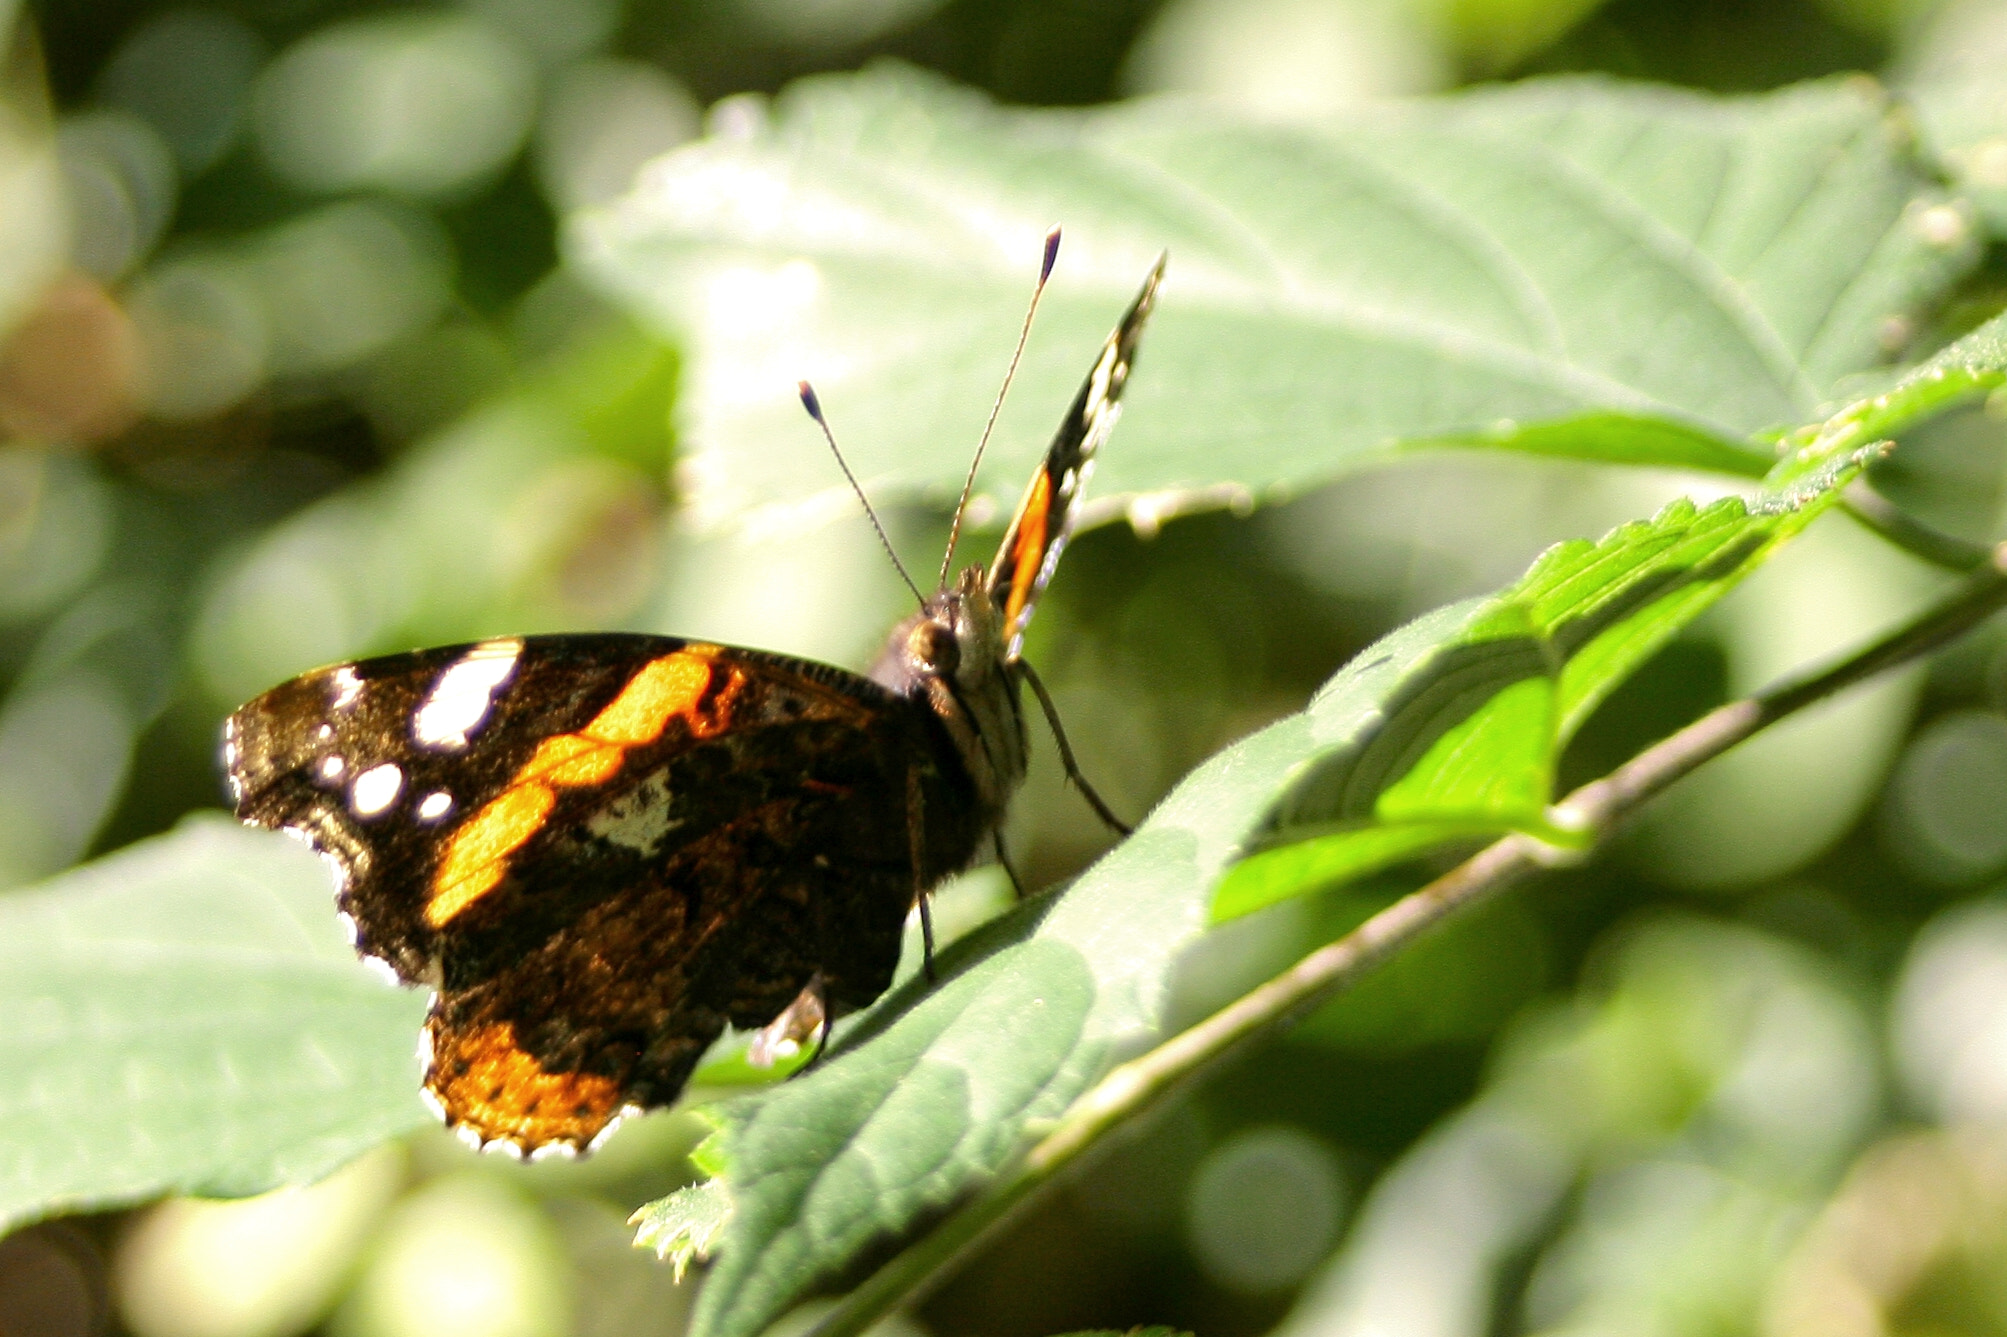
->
xmin=223 ymin=234 xmax=1166 ymax=1156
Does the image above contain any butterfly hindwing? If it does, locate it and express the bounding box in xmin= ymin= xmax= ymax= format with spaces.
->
xmin=986 ymin=254 xmax=1166 ymax=658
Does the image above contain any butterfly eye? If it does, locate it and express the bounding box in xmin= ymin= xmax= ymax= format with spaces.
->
xmin=909 ymin=621 xmax=960 ymax=677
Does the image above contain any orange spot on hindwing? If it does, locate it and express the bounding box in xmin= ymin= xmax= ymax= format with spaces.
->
xmin=424 ymin=647 xmax=737 ymax=927
xmin=427 ymin=1017 xmax=626 ymax=1148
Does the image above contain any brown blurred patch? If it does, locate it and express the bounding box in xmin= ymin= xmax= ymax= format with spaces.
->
xmin=0 ymin=274 xmax=141 ymax=448
xmin=0 ymin=1224 xmax=111 ymax=1337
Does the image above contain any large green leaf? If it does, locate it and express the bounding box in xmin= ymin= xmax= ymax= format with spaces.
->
xmin=1215 ymin=307 xmax=2007 ymax=921
xmin=0 ymin=815 xmax=430 ymax=1232
xmin=645 ymin=312 xmax=2007 ymax=1337
xmin=572 ymin=67 xmax=1973 ymax=534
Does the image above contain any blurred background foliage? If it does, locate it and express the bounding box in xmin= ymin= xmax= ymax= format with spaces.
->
xmin=8 ymin=0 xmax=2007 ymax=1335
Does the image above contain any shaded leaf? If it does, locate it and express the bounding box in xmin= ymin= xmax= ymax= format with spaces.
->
xmin=0 ymin=815 xmax=429 ymax=1232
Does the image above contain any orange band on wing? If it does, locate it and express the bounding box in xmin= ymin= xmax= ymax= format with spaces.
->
xmin=1003 ymin=470 xmax=1051 ymax=633
xmin=428 ymin=785 xmax=557 ymax=926
xmin=584 ymin=652 xmax=718 ymax=744
xmin=425 ymin=647 xmax=738 ymax=927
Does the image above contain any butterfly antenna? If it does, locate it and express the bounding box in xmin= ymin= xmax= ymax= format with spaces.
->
xmin=798 ymin=381 xmax=927 ymax=607
xmin=938 ymin=224 xmax=1062 ymax=590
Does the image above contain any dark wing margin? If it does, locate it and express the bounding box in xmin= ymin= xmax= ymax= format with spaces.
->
xmin=985 ymin=252 xmax=1166 ymax=660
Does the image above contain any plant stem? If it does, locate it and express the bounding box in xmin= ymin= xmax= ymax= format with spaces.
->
xmin=806 ymin=542 xmax=2007 ymax=1337
xmin=1841 ymin=483 xmax=1992 ymax=572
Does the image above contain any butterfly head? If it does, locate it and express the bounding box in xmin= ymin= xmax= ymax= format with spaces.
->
xmin=870 ymin=565 xmax=1026 ymax=819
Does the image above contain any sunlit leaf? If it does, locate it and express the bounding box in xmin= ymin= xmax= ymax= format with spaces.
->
xmin=573 ymin=66 xmax=1972 ymax=534
xmin=672 ymin=509 xmax=1788 ymax=1336
xmin=0 ymin=815 xmax=429 ymax=1232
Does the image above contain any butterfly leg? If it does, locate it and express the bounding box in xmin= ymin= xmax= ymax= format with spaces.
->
xmin=906 ymin=765 xmax=939 ymax=983
xmin=807 ymin=973 xmax=834 ymax=1068
xmin=918 ymin=896 xmax=938 ymax=982
xmin=993 ymin=829 xmax=1026 ymax=898
xmin=750 ymin=976 xmax=829 ymax=1072
xmin=1016 ymin=658 xmax=1132 ymax=836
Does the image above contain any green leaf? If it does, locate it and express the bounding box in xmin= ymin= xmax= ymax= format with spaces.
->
xmin=632 ymin=1177 xmax=733 ymax=1282
xmin=0 ymin=815 xmax=430 ymax=1231
xmin=1900 ymin=0 xmax=2007 ymax=238
xmin=658 ymin=312 xmax=2007 ymax=1334
xmin=572 ymin=67 xmax=1972 ymax=533
xmin=674 ymin=698 xmax=1338 ymax=1337
xmin=1212 ymin=311 xmax=2007 ymax=922
xmin=663 ymin=557 xmax=1727 ymax=1337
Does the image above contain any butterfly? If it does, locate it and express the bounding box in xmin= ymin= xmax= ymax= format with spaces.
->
xmin=223 ymin=234 xmax=1166 ymax=1157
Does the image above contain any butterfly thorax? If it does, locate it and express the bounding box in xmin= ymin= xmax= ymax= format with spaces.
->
xmin=868 ymin=565 xmax=1027 ymax=829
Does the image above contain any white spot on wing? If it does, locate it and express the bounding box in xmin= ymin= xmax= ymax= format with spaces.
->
xmin=586 ymin=1109 xmax=635 ymax=1155
xmin=419 ymin=1087 xmax=446 ymax=1121
xmin=330 ymin=667 xmax=363 ymax=711
xmin=413 ymin=639 xmax=523 ymax=750
xmin=582 ymin=778 xmax=677 ymax=853
xmin=350 ymin=763 xmax=403 ymax=816
xmin=318 ymin=849 xmax=350 ymax=893
xmin=335 ymin=910 xmax=360 ymax=946
xmin=361 ymin=956 xmax=400 ymax=986
xmin=319 ymin=755 xmax=345 ymax=781
xmin=529 ymin=1141 xmax=578 ymax=1163
xmin=417 ymin=791 xmax=454 ymax=821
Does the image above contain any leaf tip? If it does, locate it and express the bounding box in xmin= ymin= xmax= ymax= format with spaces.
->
xmin=631 ymin=1177 xmax=735 ymax=1282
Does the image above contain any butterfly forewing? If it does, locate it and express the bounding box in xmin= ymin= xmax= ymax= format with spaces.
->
xmin=986 ymin=254 xmax=1166 ymax=659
